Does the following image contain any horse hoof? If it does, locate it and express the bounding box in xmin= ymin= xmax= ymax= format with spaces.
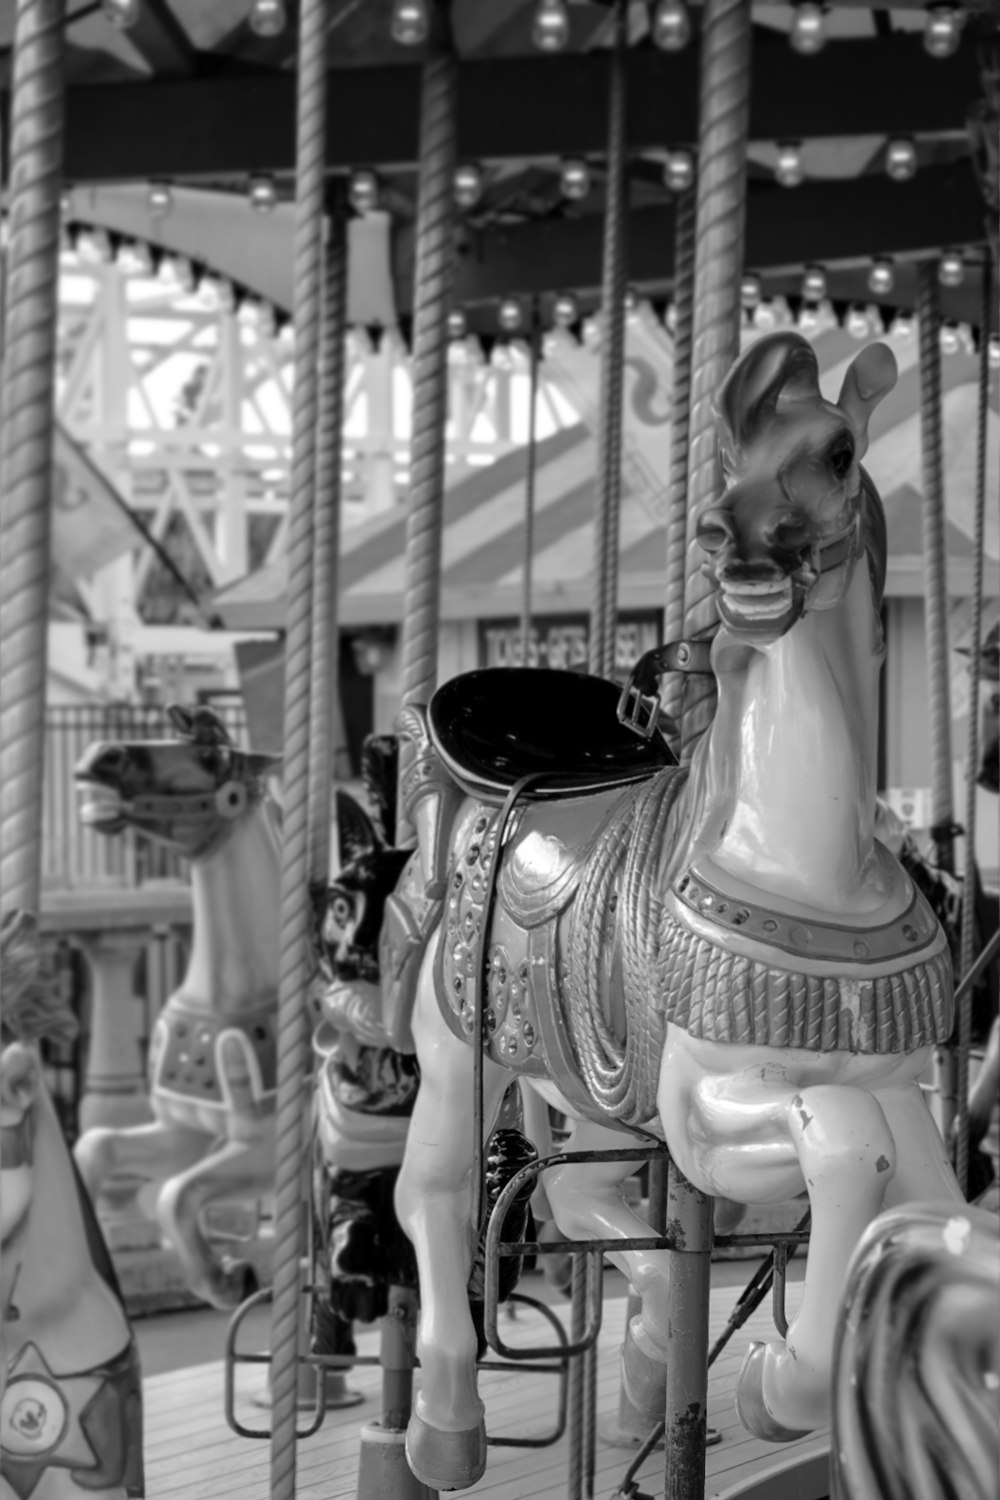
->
xmin=405 ymin=1412 xmax=487 ymax=1491
xmin=735 ymin=1342 xmax=811 ymax=1443
xmin=620 ymin=1322 xmax=668 ymax=1427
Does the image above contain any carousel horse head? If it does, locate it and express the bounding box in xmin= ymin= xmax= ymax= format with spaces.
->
xmin=832 ymin=1203 xmax=999 ymax=1500
xmin=75 ymin=702 xmax=280 ymax=858
xmin=1 ymin=911 xmax=144 ymax=1496
xmin=696 ymin=330 xmax=897 ymax=641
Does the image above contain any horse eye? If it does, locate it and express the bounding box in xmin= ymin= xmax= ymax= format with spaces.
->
xmin=329 ymin=895 xmax=354 ymax=929
xmin=829 ymin=440 xmax=854 ymax=479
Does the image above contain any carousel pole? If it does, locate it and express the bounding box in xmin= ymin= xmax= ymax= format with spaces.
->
xmin=268 ymin=0 xmax=329 ymax=1488
xmin=0 ymin=0 xmax=67 ymax=920
xmin=954 ymin=260 xmax=993 ymax=1195
xmin=589 ymin=0 xmax=629 ymax=681
xmin=917 ymin=261 xmax=956 ymax=877
xmin=661 ymin=186 xmax=696 ymax=745
xmin=519 ymin=297 xmax=541 ymax=666
xmin=667 ymin=1 xmax=751 ymax=1496
xmin=366 ymin=7 xmax=455 ymax=1499
xmin=917 ymin=262 xmax=960 ymax=1140
xmin=679 ymin=0 xmax=752 ymax=764
xmin=302 ymin=188 xmax=365 ymax=1411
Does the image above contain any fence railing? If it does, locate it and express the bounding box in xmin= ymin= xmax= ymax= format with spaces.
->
xmin=43 ymin=701 xmax=249 ymax=890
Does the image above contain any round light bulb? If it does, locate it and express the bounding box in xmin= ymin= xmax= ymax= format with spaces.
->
xmin=348 ymin=169 xmax=379 ymax=215
xmin=754 ymin=301 xmax=778 ymax=331
xmin=868 ymin=258 xmax=895 ymax=296
xmin=391 ymin=0 xmax=429 ymax=46
xmin=624 ymin=286 xmax=639 ymax=316
xmin=532 ymin=0 xmax=569 ymax=52
xmin=117 ymin=239 xmax=155 ymax=276
xmin=453 ymin=163 xmax=483 ymax=211
xmin=148 ymin=182 xmax=173 ymax=217
xmin=248 ymin=0 xmax=287 ymax=36
xmin=498 ymin=297 xmax=523 ymax=333
xmin=249 ymin=175 xmax=278 ymax=212
xmin=663 ymin=149 xmax=695 ymax=194
xmin=101 ymin=0 xmax=140 ymax=28
xmin=798 ymin=303 xmax=820 ymax=334
xmin=889 ymin=311 xmax=914 ymax=340
xmin=939 ymin=321 xmax=960 ymax=356
xmin=560 ymin=158 xmax=591 ymax=201
xmin=923 ymin=5 xmax=961 ymax=59
xmin=60 ymin=188 xmax=74 ymax=218
xmin=802 ymin=265 xmax=827 ymax=301
xmin=651 ymin=0 xmax=691 ymax=52
xmin=775 ymin=142 xmax=803 ymax=188
xmin=160 ymin=253 xmax=197 ymax=294
xmin=740 ymin=273 xmax=762 ymax=311
xmin=986 ymin=333 xmax=1000 ymax=370
xmin=846 ymin=304 xmax=870 ymax=340
xmin=886 ymin=138 xmax=917 ymax=182
xmin=664 ymin=303 xmax=677 ymax=333
xmin=790 ymin=3 xmax=826 ymax=55
xmin=447 ymin=309 xmax=467 ymax=340
xmin=553 ymin=292 xmax=579 ymax=327
xmin=938 ymin=251 xmax=965 ymax=288
xmin=75 ymin=227 xmax=114 ymax=265
xmin=582 ymin=315 xmax=601 ymax=350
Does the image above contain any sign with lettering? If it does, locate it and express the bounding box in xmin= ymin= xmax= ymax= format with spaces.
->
xmin=481 ymin=614 xmax=662 ymax=678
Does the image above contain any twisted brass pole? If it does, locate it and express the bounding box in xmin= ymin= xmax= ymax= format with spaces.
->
xmin=917 ymin=263 xmax=955 ymax=877
xmin=0 ymin=0 xmax=67 ymax=918
xmin=590 ymin=0 xmax=629 ymax=682
xmin=662 ymin=187 xmax=696 ymax=740
xmin=269 ymin=0 xmax=328 ymax=1487
xmin=680 ymin=0 xmax=752 ymax=762
xmin=954 ymin=261 xmax=993 ymax=1194
xmin=399 ymin=16 xmax=457 ymax=726
xmin=306 ymin=199 xmax=348 ymax=888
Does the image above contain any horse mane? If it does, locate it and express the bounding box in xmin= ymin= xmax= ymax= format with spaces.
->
xmin=0 ymin=910 xmax=77 ymax=1047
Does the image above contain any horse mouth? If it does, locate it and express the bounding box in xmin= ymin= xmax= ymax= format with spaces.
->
xmin=716 ymin=577 xmax=802 ymax=636
xmin=76 ymin=781 xmax=127 ymax=831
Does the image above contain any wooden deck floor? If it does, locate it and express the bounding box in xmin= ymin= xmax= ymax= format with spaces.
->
xmin=143 ymin=1288 xmax=830 ymax=1500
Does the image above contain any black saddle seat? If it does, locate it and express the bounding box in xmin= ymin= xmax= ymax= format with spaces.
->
xmin=428 ymin=667 xmax=674 ymax=803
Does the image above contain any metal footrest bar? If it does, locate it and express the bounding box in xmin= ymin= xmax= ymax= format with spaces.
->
xmin=483 ymin=1291 xmax=572 ymax=1449
xmin=224 ymin=1287 xmax=328 ymax=1441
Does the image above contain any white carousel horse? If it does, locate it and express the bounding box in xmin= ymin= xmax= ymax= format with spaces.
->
xmin=831 ymin=1201 xmax=998 ymax=1500
xmin=73 ymin=706 xmax=283 ymax=1310
xmin=1 ymin=911 xmax=143 ymax=1499
xmin=384 ymin=331 xmax=963 ymax=1490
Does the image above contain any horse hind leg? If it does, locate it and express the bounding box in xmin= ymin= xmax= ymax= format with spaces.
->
xmin=394 ymin=948 xmax=510 ymax=1492
xmin=733 ymin=1083 xmax=897 ymax=1440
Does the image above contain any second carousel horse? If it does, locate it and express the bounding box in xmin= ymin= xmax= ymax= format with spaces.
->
xmin=384 ymin=331 xmax=963 ymax=1489
xmin=1 ymin=911 xmax=143 ymax=1499
xmin=73 ymin=706 xmax=283 ymax=1310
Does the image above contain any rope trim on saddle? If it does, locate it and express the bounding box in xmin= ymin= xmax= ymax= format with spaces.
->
xmin=565 ymin=767 xmax=690 ymax=1127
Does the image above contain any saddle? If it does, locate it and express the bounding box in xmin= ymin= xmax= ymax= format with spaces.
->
xmin=427 ymin=667 xmax=674 ymax=804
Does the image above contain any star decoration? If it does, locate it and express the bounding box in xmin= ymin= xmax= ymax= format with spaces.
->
xmin=1 ymin=1342 xmax=102 ymax=1500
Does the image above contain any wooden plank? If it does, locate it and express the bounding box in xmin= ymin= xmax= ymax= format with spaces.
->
xmin=141 ymin=1287 xmax=830 ymax=1499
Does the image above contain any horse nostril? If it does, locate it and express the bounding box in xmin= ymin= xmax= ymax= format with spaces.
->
xmin=696 ymin=509 xmax=734 ymax=555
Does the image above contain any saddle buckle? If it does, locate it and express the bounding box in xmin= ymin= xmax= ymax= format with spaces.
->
xmin=617 ymin=681 xmax=662 ymax=740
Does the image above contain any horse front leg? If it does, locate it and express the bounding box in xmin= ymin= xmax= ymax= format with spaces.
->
xmin=659 ymin=1046 xmax=898 ymax=1440
xmin=74 ymin=1118 xmax=208 ymax=1207
xmin=394 ymin=942 xmax=509 ymax=1492
xmin=541 ymin=1116 xmax=673 ymax=1423
xmin=155 ymin=1134 xmax=271 ymax=1309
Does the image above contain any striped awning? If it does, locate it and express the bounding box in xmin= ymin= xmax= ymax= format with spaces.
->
xmin=214 ymin=326 xmax=999 ymax=634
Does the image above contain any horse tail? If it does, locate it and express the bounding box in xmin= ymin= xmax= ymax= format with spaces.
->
xmin=831 ymin=1202 xmax=999 ymax=1500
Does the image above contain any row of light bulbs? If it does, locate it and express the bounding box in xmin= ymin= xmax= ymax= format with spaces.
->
xmin=98 ymin=0 xmax=965 ymax=58
xmin=122 ymin=137 xmax=928 ymax=231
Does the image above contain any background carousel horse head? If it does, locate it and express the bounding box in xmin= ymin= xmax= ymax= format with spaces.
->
xmin=73 ymin=705 xmax=284 ymax=1311
xmin=1 ymin=911 xmax=143 ymax=1498
xmin=75 ymin=702 xmax=280 ymax=858
xmin=832 ymin=1202 xmax=999 ymax=1500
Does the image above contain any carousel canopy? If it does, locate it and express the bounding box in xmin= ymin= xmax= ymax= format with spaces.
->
xmin=18 ymin=1 xmax=997 ymax=333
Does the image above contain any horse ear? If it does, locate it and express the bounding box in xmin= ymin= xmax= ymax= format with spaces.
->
xmin=335 ymin=790 xmax=381 ymax=869
xmin=190 ymin=706 xmax=235 ymax=747
xmin=166 ymin=702 xmax=193 ymax=736
xmin=715 ymin=332 xmax=821 ymax=451
xmin=835 ymin=342 xmax=897 ymax=460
